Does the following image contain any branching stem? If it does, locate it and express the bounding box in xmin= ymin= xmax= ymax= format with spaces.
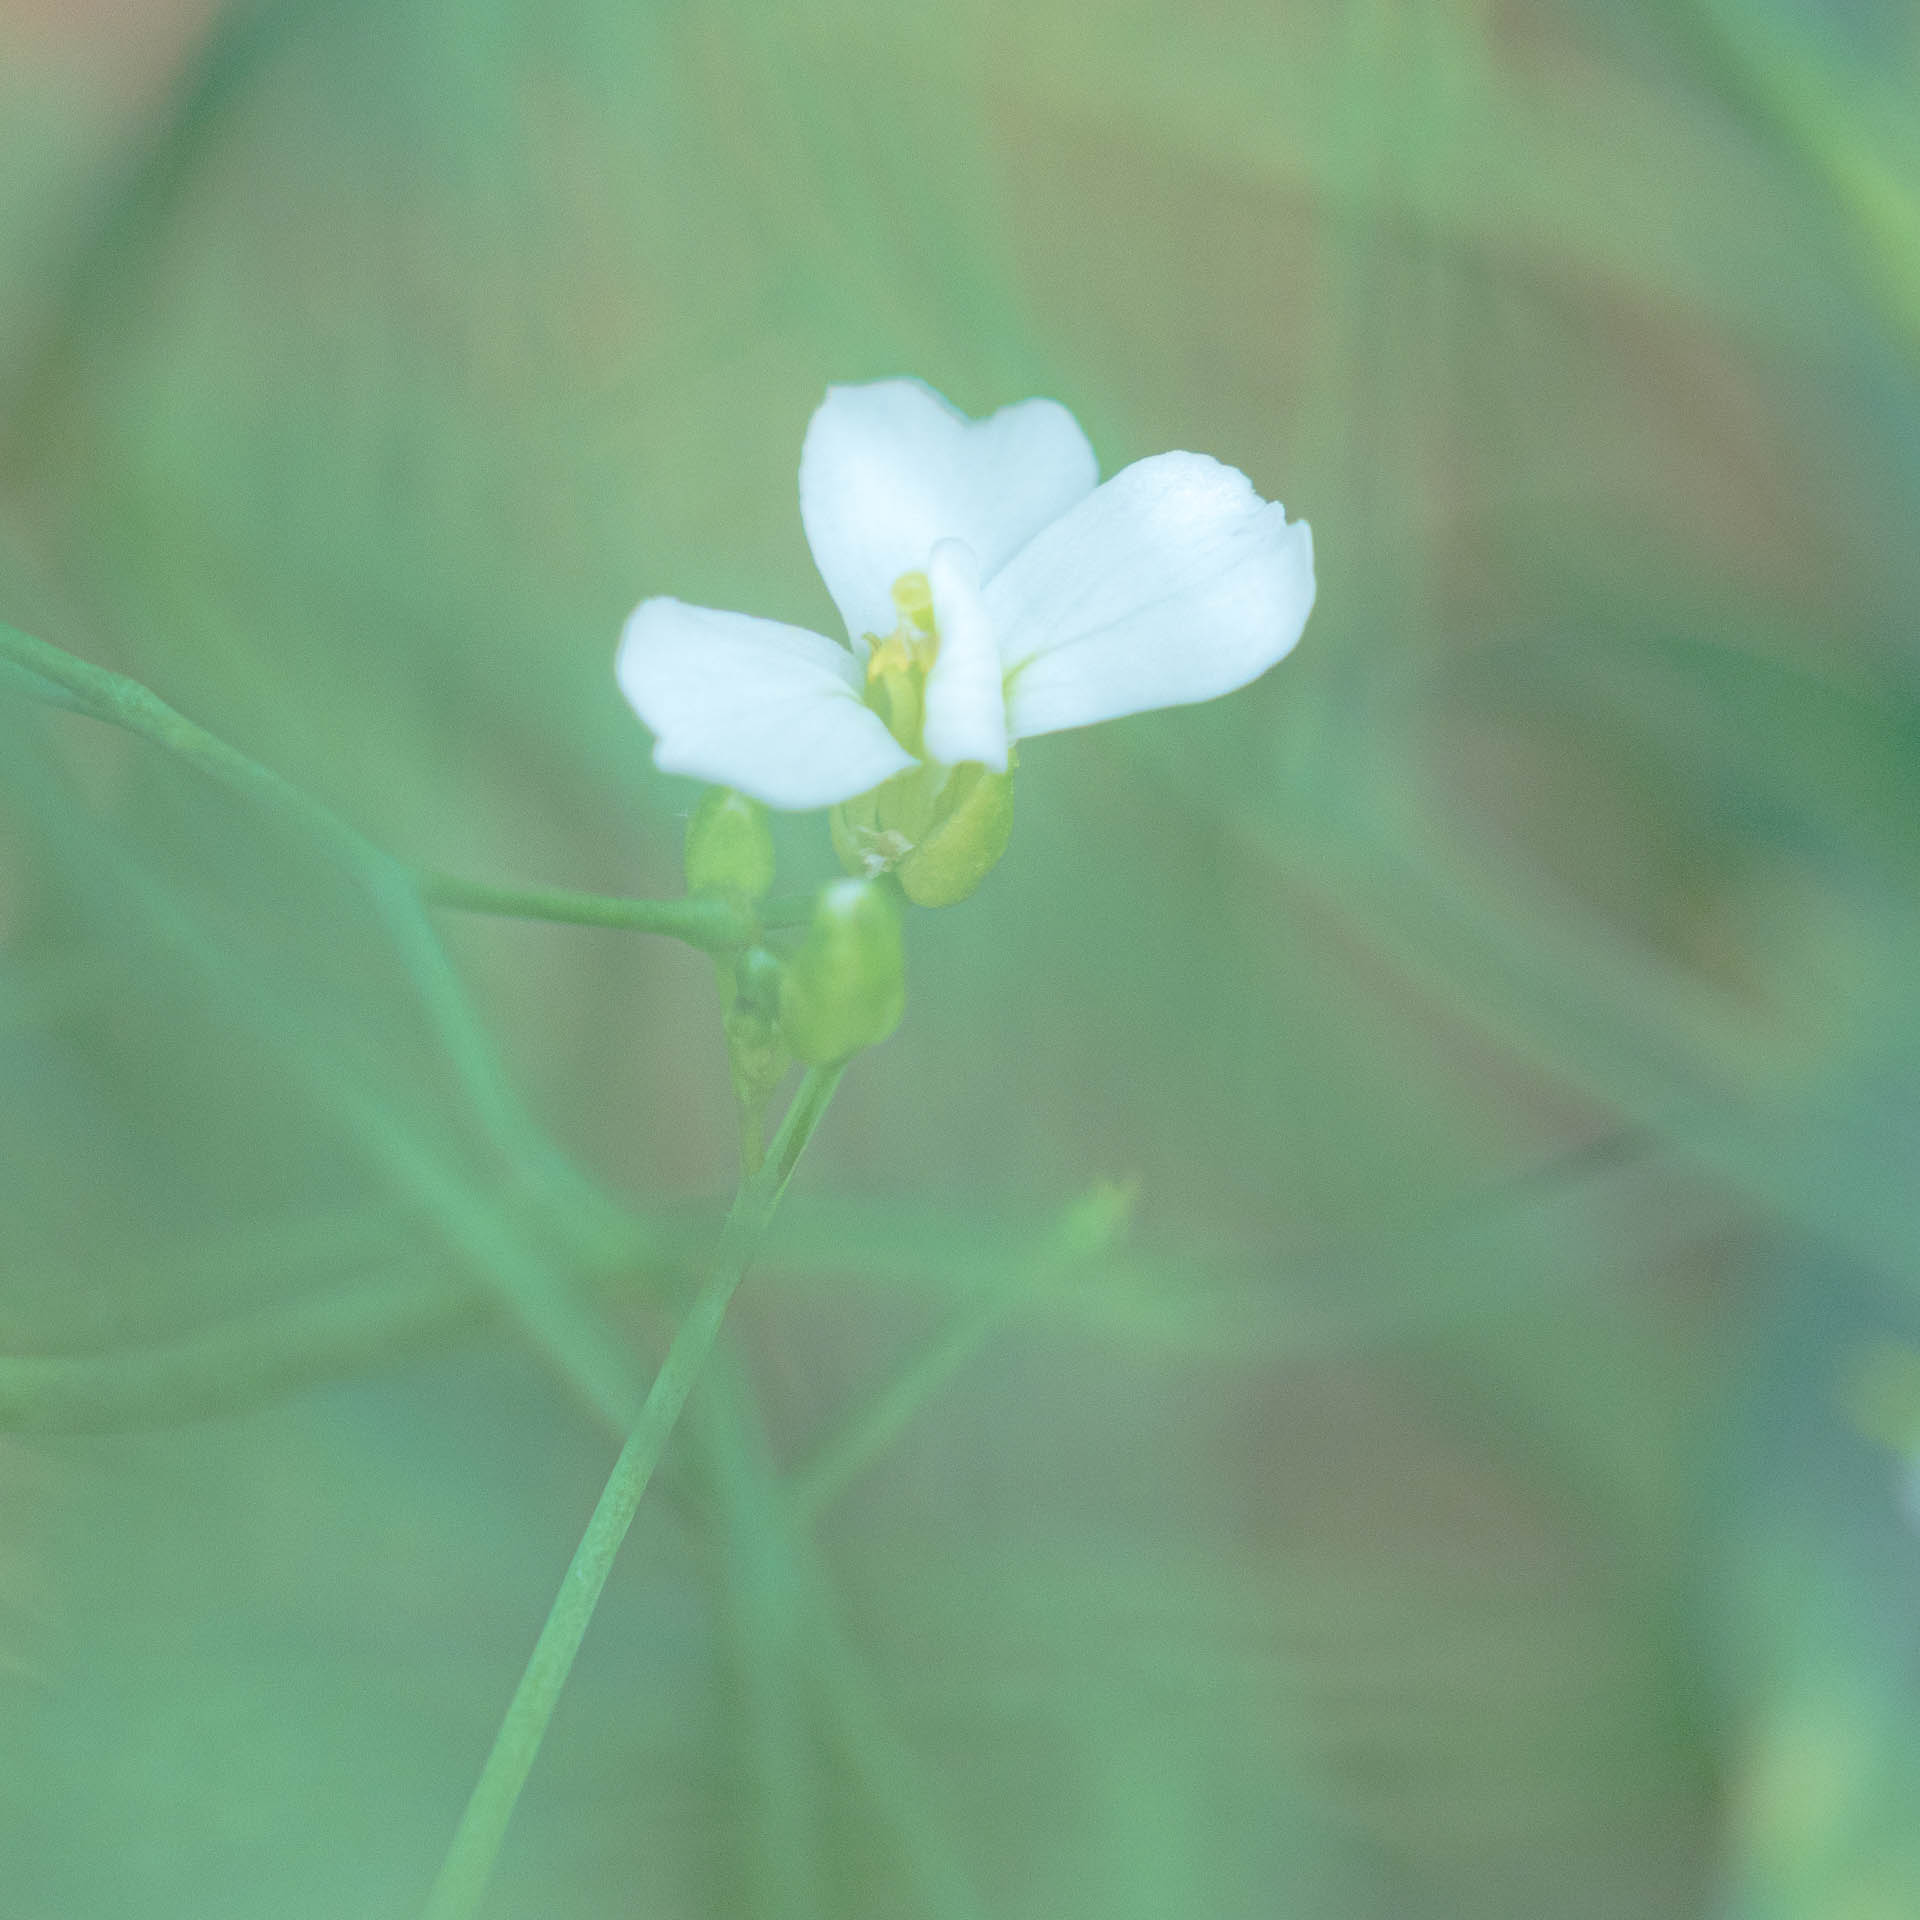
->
xmin=0 ymin=620 xmax=783 ymax=955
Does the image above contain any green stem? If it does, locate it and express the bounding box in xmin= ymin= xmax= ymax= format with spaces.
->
xmin=421 ymin=1064 xmax=846 ymax=1920
xmin=0 ymin=618 xmax=376 ymax=865
xmin=418 ymin=868 xmax=752 ymax=951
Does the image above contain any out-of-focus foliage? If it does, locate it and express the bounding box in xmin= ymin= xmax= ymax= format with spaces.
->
xmin=3 ymin=0 xmax=1919 ymax=1914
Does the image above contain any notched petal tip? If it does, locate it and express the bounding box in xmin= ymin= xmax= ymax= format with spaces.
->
xmin=988 ymin=451 xmax=1317 ymax=742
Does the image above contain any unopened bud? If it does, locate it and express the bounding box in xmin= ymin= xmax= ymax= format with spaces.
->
xmin=778 ymin=878 xmax=906 ymax=1065
xmin=685 ymin=787 xmax=775 ymax=903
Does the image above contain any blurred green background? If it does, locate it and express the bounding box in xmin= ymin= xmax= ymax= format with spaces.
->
xmin=5 ymin=0 xmax=1920 ymax=1914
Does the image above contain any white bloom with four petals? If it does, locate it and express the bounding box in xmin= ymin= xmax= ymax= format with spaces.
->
xmin=617 ymin=377 xmax=1316 ymax=813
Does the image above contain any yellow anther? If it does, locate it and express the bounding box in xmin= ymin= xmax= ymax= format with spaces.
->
xmin=890 ymin=569 xmax=935 ymax=634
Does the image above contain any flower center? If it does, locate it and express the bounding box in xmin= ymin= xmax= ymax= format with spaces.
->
xmin=862 ymin=569 xmax=941 ymax=755
xmin=834 ymin=565 xmax=1015 ymax=905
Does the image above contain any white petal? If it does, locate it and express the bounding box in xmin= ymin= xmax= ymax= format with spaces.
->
xmin=991 ymin=452 xmax=1314 ymax=741
xmin=799 ymin=378 xmax=1098 ymax=645
xmin=920 ymin=540 xmax=1009 ymax=771
xmin=617 ymin=598 xmax=915 ymax=810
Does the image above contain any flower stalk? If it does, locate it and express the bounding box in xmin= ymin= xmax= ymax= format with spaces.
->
xmin=421 ymin=1064 xmax=846 ymax=1920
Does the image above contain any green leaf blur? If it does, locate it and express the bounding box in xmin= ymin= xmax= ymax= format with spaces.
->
xmin=3 ymin=1 xmax=1919 ymax=1914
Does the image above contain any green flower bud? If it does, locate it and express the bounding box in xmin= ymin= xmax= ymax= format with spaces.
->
xmin=684 ymin=787 xmax=775 ymax=903
xmin=778 ymin=878 xmax=905 ymax=1065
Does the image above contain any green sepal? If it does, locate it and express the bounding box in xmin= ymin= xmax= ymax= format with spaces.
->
xmin=831 ymin=757 xmax=1017 ymax=908
xmin=831 ymin=763 xmax=935 ymax=879
xmin=897 ymin=762 xmax=1015 ymax=908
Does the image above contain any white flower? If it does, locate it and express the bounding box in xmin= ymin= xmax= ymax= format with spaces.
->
xmin=616 ymin=377 xmax=1315 ymax=812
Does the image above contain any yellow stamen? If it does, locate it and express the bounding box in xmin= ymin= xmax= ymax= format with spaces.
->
xmin=891 ymin=569 xmax=935 ymax=634
xmin=866 ymin=570 xmax=943 ymax=683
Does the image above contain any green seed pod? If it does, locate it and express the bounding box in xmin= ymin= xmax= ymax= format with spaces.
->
xmin=897 ymin=763 xmax=1015 ymax=908
xmin=778 ymin=879 xmax=906 ymax=1065
xmin=684 ymin=787 xmax=775 ymax=903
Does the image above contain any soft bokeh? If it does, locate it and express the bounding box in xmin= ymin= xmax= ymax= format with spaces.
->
xmin=4 ymin=2 xmax=1920 ymax=1915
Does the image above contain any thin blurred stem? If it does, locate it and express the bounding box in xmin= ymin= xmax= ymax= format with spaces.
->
xmin=0 ymin=0 xmax=322 ymax=449
xmin=691 ymin=1364 xmax=827 ymax=1920
xmin=1681 ymin=0 xmax=1920 ymax=362
xmin=0 ymin=618 xmax=386 ymax=865
xmin=0 ymin=617 xmax=766 ymax=1326
xmin=788 ymin=1295 xmax=1010 ymax=1525
xmin=0 ymin=620 xmax=758 ymax=960
xmin=421 ymin=1065 xmax=845 ymax=1920
xmin=790 ymin=1184 xmax=1132 ymax=1524
xmin=0 ymin=708 xmax=650 ymax=1430
xmin=698 ymin=1339 xmax=988 ymax=1920
xmin=807 ymin=1607 xmax=984 ymax=1920
xmin=0 ymin=1264 xmax=477 ymax=1432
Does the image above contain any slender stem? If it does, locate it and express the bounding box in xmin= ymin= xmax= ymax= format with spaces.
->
xmin=418 ymin=868 xmax=752 ymax=951
xmin=421 ymin=1065 xmax=846 ymax=1920
xmin=788 ymin=1295 xmax=1009 ymax=1524
xmin=0 ymin=620 xmax=760 ymax=959
xmin=787 ymin=1183 xmax=1134 ymax=1523
xmin=0 ymin=618 xmax=376 ymax=866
